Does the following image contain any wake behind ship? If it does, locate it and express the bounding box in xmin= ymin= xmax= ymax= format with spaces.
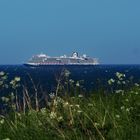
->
xmin=24 ymin=52 xmax=99 ymax=66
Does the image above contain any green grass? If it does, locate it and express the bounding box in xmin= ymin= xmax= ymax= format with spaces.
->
xmin=0 ymin=87 xmax=140 ymax=140
xmin=0 ymin=71 xmax=140 ymax=140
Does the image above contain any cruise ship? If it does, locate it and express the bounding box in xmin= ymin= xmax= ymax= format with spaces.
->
xmin=24 ymin=52 xmax=99 ymax=66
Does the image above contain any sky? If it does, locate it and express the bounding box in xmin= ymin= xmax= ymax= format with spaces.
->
xmin=0 ymin=0 xmax=140 ymax=64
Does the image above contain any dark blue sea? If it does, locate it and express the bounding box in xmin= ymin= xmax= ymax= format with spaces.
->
xmin=0 ymin=64 xmax=140 ymax=112
xmin=0 ymin=64 xmax=140 ymax=93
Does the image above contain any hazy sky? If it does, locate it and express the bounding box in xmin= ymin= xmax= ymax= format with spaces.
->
xmin=0 ymin=0 xmax=140 ymax=64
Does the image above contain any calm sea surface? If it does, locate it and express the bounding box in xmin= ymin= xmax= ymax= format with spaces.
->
xmin=0 ymin=64 xmax=140 ymax=111
xmin=0 ymin=64 xmax=140 ymax=93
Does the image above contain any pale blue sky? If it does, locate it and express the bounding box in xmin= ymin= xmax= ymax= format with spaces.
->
xmin=0 ymin=0 xmax=140 ymax=64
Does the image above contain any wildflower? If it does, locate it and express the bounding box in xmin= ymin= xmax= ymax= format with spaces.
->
xmin=116 ymin=72 xmax=125 ymax=80
xmin=1 ymin=75 xmax=8 ymax=80
xmin=121 ymin=106 xmax=125 ymax=110
xmin=0 ymin=71 xmax=5 ymax=76
xmin=78 ymin=94 xmax=83 ymax=98
xmin=49 ymin=92 xmax=55 ymax=99
xmin=1 ymin=97 xmax=9 ymax=103
xmin=77 ymin=110 xmax=82 ymax=113
xmin=10 ymin=77 xmax=20 ymax=89
xmin=69 ymin=79 xmax=74 ymax=84
xmin=41 ymin=108 xmax=47 ymax=114
xmin=135 ymin=92 xmax=139 ymax=95
xmin=56 ymin=97 xmax=64 ymax=103
xmin=115 ymin=115 xmax=120 ymax=119
xmin=76 ymin=81 xmax=80 ymax=87
xmin=64 ymin=70 xmax=71 ymax=77
xmin=53 ymin=99 xmax=58 ymax=106
xmin=12 ymin=104 xmax=16 ymax=110
xmin=10 ymin=80 xmax=14 ymax=85
xmin=17 ymin=113 xmax=21 ymax=117
xmin=94 ymin=122 xmax=100 ymax=127
xmin=57 ymin=116 xmax=63 ymax=122
xmin=134 ymin=83 xmax=139 ymax=87
xmin=115 ymin=90 xmax=124 ymax=94
xmin=50 ymin=111 xmax=57 ymax=119
xmin=126 ymin=108 xmax=130 ymax=112
xmin=0 ymin=119 xmax=4 ymax=124
xmin=108 ymin=78 xmax=115 ymax=85
xmin=75 ymin=104 xmax=80 ymax=108
xmin=125 ymin=99 xmax=129 ymax=102
xmin=14 ymin=77 xmax=20 ymax=82
xmin=63 ymin=102 xmax=69 ymax=108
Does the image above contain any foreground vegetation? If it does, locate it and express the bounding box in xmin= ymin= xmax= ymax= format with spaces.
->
xmin=0 ymin=71 xmax=140 ymax=140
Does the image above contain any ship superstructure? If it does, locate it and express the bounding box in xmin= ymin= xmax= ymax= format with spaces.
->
xmin=24 ymin=52 xmax=99 ymax=66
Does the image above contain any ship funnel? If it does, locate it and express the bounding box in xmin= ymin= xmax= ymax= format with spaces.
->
xmin=72 ymin=52 xmax=78 ymax=58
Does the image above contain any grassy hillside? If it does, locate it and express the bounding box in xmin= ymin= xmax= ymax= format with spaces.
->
xmin=0 ymin=71 xmax=140 ymax=140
